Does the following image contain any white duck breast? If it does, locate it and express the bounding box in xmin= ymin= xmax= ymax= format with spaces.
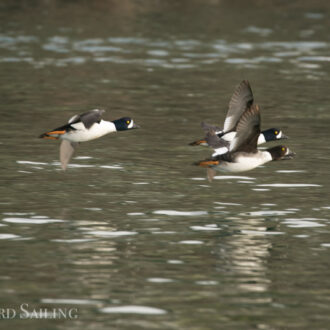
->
xmin=64 ymin=120 xmax=116 ymax=143
xmin=217 ymin=151 xmax=273 ymax=173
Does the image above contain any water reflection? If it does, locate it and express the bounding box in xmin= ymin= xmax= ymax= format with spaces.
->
xmin=100 ymin=305 xmax=167 ymax=315
xmin=1 ymin=1 xmax=330 ymax=329
xmin=1 ymin=33 xmax=330 ymax=75
xmin=214 ymin=217 xmax=274 ymax=295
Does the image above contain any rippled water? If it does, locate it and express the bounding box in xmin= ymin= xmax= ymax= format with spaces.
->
xmin=1 ymin=2 xmax=330 ymax=329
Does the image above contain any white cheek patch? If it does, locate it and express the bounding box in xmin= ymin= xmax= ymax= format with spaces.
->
xmin=277 ymin=131 xmax=282 ymax=139
xmin=128 ymin=120 xmax=134 ymax=129
xmin=212 ymin=147 xmax=229 ymax=157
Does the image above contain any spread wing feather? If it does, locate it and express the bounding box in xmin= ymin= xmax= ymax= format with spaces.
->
xmin=205 ymin=129 xmax=229 ymax=149
xmin=229 ymin=104 xmax=261 ymax=153
xmin=223 ymin=80 xmax=254 ymax=132
xmin=68 ymin=109 xmax=105 ymax=129
xmin=201 ymin=121 xmax=222 ymax=133
xmin=60 ymin=140 xmax=78 ymax=170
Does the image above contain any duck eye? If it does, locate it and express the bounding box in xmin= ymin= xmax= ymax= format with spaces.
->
xmin=126 ymin=120 xmax=130 ymax=124
xmin=281 ymin=147 xmax=285 ymax=151
xmin=275 ymin=131 xmax=278 ymax=135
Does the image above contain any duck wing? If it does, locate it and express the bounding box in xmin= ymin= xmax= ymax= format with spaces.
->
xmin=223 ymin=80 xmax=254 ymax=133
xmin=229 ymin=104 xmax=261 ymax=153
xmin=205 ymin=129 xmax=225 ymax=148
xmin=201 ymin=121 xmax=222 ymax=133
xmin=69 ymin=109 xmax=105 ymax=129
xmin=60 ymin=140 xmax=78 ymax=170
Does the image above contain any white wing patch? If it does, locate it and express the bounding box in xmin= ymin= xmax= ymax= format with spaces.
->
xmin=70 ymin=122 xmax=86 ymax=130
xmin=222 ymin=131 xmax=236 ymax=142
xmin=223 ymin=116 xmax=234 ymax=133
xmin=257 ymin=134 xmax=266 ymax=145
xmin=229 ymin=136 xmax=240 ymax=152
xmin=68 ymin=114 xmax=79 ymax=124
xmin=212 ymin=147 xmax=229 ymax=157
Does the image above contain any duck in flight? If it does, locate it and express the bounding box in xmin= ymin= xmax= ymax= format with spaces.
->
xmin=190 ymin=80 xmax=287 ymax=154
xmin=194 ymin=104 xmax=294 ymax=174
xmin=39 ymin=109 xmax=139 ymax=170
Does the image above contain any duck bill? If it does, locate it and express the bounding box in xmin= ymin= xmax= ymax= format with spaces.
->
xmin=132 ymin=123 xmax=140 ymax=129
xmin=280 ymin=134 xmax=289 ymax=140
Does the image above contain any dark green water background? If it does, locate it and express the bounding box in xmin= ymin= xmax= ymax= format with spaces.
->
xmin=1 ymin=1 xmax=330 ymax=329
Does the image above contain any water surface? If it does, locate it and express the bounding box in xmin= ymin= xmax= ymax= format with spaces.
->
xmin=1 ymin=1 xmax=330 ymax=329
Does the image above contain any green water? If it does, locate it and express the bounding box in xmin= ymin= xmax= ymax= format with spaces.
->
xmin=1 ymin=1 xmax=330 ymax=329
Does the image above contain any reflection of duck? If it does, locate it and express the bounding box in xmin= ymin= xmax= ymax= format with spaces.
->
xmin=190 ymin=80 xmax=288 ymax=155
xmin=39 ymin=109 xmax=139 ymax=170
xmin=195 ymin=105 xmax=295 ymax=173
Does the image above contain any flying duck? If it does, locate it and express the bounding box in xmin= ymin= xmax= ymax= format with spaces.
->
xmin=39 ymin=109 xmax=139 ymax=170
xmin=194 ymin=104 xmax=294 ymax=173
xmin=189 ymin=80 xmax=288 ymax=152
